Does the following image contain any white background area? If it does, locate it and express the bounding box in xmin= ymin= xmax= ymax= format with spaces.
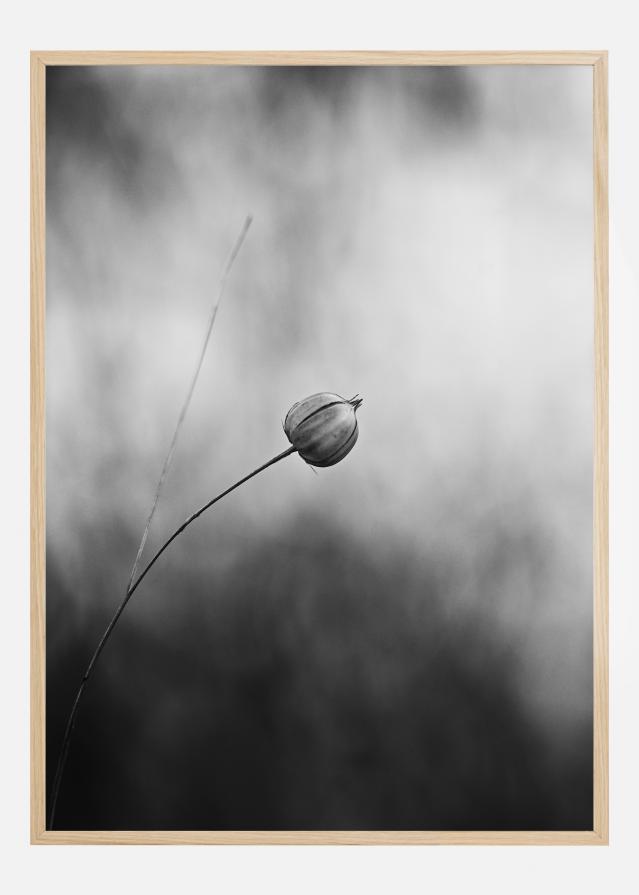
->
xmin=1 ymin=1 xmax=637 ymax=893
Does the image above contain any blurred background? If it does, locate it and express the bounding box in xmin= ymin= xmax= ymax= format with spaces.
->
xmin=46 ymin=64 xmax=593 ymax=830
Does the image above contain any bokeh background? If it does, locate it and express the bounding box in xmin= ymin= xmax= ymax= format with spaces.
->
xmin=46 ymin=64 xmax=593 ymax=830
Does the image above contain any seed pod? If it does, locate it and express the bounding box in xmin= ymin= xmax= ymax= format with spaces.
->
xmin=284 ymin=392 xmax=363 ymax=467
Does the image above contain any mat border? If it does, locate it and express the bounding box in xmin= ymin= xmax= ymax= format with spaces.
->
xmin=30 ymin=50 xmax=609 ymax=846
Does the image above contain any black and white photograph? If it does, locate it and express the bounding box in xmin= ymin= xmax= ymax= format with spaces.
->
xmin=44 ymin=61 xmax=595 ymax=834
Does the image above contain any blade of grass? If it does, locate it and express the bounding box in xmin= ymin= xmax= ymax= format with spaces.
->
xmin=126 ymin=214 xmax=253 ymax=592
xmin=48 ymin=214 xmax=253 ymax=829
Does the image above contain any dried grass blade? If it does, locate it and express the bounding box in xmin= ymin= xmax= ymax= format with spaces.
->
xmin=126 ymin=214 xmax=253 ymax=593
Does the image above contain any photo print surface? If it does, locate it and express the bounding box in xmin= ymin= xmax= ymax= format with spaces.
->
xmin=46 ymin=64 xmax=594 ymax=831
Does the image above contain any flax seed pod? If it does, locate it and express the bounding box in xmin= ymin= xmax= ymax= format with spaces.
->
xmin=284 ymin=393 xmax=363 ymax=467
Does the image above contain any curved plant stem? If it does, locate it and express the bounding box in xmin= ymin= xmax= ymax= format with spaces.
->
xmin=48 ymin=444 xmax=297 ymax=830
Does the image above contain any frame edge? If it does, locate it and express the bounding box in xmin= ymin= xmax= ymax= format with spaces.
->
xmin=592 ymin=50 xmax=609 ymax=846
xmin=30 ymin=50 xmax=47 ymax=844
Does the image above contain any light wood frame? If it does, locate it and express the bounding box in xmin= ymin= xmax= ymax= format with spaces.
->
xmin=30 ymin=50 xmax=609 ymax=846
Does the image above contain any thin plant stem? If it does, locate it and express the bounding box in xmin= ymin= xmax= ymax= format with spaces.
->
xmin=48 ymin=445 xmax=297 ymax=830
xmin=50 ymin=215 xmax=253 ymax=829
xmin=127 ymin=215 xmax=253 ymax=593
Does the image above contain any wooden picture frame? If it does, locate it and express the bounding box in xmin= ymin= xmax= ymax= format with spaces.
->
xmin=31 ymin=50 xmax=608 ymax=845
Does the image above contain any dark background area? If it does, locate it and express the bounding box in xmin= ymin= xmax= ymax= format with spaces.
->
xmin=46 ymin=65 xmax=593 ymax=830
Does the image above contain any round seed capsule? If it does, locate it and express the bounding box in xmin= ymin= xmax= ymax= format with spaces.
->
xmin=284 ymin=393 xmax=363 ymax=467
